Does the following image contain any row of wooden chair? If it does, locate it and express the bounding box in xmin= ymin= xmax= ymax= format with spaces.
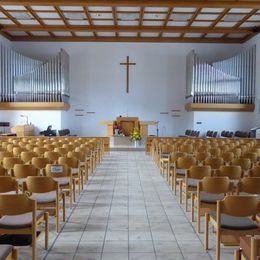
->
xmin=151 ymin=137 xmax=260 ymax=260
xmin=0 ymin=136 xmax=106 ymax=260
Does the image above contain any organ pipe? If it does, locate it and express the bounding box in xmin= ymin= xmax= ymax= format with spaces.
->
xmin=186 ymin=45 xmax=256 ymax=104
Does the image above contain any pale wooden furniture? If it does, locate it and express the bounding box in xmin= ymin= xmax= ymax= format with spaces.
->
xmin=11 ymin=125 xmax=35 ymax=137
xmin=0 ymin=194 xmax=49 ymax=260
xmin=205 ymin=196 xmax=260 ymax=260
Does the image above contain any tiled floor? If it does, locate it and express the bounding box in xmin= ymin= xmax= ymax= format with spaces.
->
xmin=20 ymin=151 xmax=236 ymax=260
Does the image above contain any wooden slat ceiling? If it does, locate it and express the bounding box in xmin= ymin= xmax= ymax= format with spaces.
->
xmin=0 ymin=0 xmax=259 ymax=43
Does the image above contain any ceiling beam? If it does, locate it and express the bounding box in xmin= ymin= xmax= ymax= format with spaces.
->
xmin=1 ymin=25 xmax=253 ymax=34
xmin=10 ymin=35 xmax=244 ymax=43
xmin=0 ymin=0 xmax=259 ymax=8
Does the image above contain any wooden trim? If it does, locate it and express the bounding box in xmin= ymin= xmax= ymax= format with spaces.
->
xmin=1 ymin=25 xmax=253 ymax=34
xmin=0 ymin=0 xmax=260 ymax=8
xmin=10 ymin=35 xmax=244 ymax=43
xmin=185 ymin=103 xmax=255 ymax=112
xmin=0 ymin=102 xmax=70 ymax=110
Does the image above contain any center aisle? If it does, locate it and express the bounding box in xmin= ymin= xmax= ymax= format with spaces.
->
xmin=45 ymin=151 xmax=211 ymax=260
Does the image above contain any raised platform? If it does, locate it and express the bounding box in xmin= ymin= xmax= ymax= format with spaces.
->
xmin=110 ymin=136 xmax=146 ymax=151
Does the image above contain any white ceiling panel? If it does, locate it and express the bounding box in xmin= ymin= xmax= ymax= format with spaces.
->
xmin=9 ymin=31 xmax=27 ymax=36
xmin=0 ymin=19 xmax=14 ymax=24
xmin=68 ymin=20 xmax=89 ymax=25
xmin=92 ymin=20 xmax=114 ymax=25
xmin=229 ymin=8 xmax=253 ymax=13
xmin=97 ymin=32 xmax=115 ymax=37
xmin=227 ymin=33 xmax=247 ymax=38
xmin=143 ymin=20 xmax=164 ymax=26
xmin=224 ymin=14 xmax=245 ymax=22
xmin=145 ymin=7 xmax=169 ymax=12
xmin=2 ymin=5 xmax=26 ymax=10
xmin=174 ymin=7 xmax=196 ymax=12
xmin=191 ymin=21 xmax=213 ymax=27
xmin=43 ymin=20 xmax=64 ymax=25
xmin=63 ymin=12 xmax=86 ymax=20
xmin=30 ymin=31 xmax=50 ymax=36
xmin=201 ymin=8 xmax=224 ymax=13
xmin=88 ymin=6 xmax=112 ymax=12
xmin=171 ymin=13 xmax=193 ymax=21
xmin=205 ymin=33 xmax=225 ymax=38
xmin=216 ymin=21 xmax=237 ymax=27
xmin=37 ymin=12 xmax=60 ymax=19
xmin=0 ymin=12 xmax=6 ymax=18
xmin=9 ymin=12 xmax=33 ymax=20
xmin=75 ymin=32 xmax=93 ymax=36
xmin=31 ymin=6 xmax=55 ymax=11
xmin=248 ymin=15 xmax=260 ymax=21
xmin=117 ymin=20 xmax=139 ymax=26
xmin=185 ymin=33 xmax=203 ymax=38
xmin=141 ymin=32 xmax=159 ymax=37
xmin=59 ymin=6 xmax=83 ymax=11
xmin=117 ymin=7 xmax=140 ymax=12
xmin=240 ymin=22 xmax=260 ymax=27
xmin=143 ymin=13 xmax=166 ymax=20
xmin=162 ymin=32 xmax=181 ymax=37
xmin=167 ymin=21 xmax=188 ymax=26
xmin=18 ymin=19 xmax=39 ymax=25
xmin=53 ymin=31 xmax=72 ymax=36
xmin=90 ymin=12 xmax=113 ymax=19
xmin=119 ymin=32 xmax=137 ymax=37
xmin=196 ymin=14 xmax=219 ymax=20
xmin=117 ymin=13 xmax=139 ymax=21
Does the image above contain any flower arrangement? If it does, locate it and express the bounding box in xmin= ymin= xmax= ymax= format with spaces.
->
xmin=130 ymin=128 xmax=142 ymax=141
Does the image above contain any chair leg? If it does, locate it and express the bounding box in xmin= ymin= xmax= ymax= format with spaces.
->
xmin=44 ymin=212 xmax=49 ymax=250
xmin=191 ymin=194 xmax=194 ymax=222
xmin=62 ymin=192 xmax=66 ymax=222
xmin=234 ymin=249 xmax=241 ymax=260
xmin=179 ymin=180 xmax=183 ymax=204
xmin=185 ymin=188 xmax=188 ymax=211
xmin=56 ymin=200 xmax=60 ymax=233
xmin=216 ymin=226 xmax=221 ymax=260
xmin=72 ymin=180 xmax=76 ymax=203
xmin=32 ymin=225 xmax=37 ymax=260
xmin=204 ymin=213 xmax=209 ymax=250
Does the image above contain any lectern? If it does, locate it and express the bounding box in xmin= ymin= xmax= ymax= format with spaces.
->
xmin=11 ymin=124 xmax=35 ymax=137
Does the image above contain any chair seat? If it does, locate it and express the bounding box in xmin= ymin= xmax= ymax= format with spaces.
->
xmin=54 ymin=177 xmax=69 ymax=186
xmin=0 ymin=210 xmax=44 ymax=229
xmin=210 ymin=212 xmax=259 ymax=230
xmin=176 ymin=169 xmax=185 ymax=175
xmin=30 ymin=191 xmax=57 ymax=203
xmin=187 ymin=178 xmax=199 ymax=188
xmin=200 ymin=192 xmax=225 ymax=204
xmin=71 ymin=168 xmax=78 ymax=176
xmin=0 ymin=244 xmax=13 ymax=259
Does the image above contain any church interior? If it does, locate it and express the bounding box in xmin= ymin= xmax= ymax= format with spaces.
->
xmin=0 ymin=0 xmax=259 ymax=260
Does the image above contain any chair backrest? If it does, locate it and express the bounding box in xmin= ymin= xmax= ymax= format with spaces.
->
xmin=249 ymin=166 xmax=260 ymax=177
xmin=45 ymin=164 xmax=70 ymax=178
xmin=176 ymin=156 xmax=196 ymax=169
xmin=31 ymin=157 xmax=50 ymax=171
xmin=58 ymin=157 xmax=79 ymax=168
xmin=218 ymin=195 xmax=260 ymax=217
xmin=20 ymin=151 xmax=38 ymax=163
xmin=232 ymin=158 xmax=252 ymax=171
xmin=0 ymin=165 xmax=6 ymax=176
xmin=221 ymin=151 xmax=234 ymax=164
xmin=54 ymin=147 xmax=69 ymax=156
xmin=0 ymin=176 xmax=18 ymax=193
xmin=187 ymin=165 xmax=212 ymax=180
xmin=0 ymin=193 xmax=35 ymax=215
xmin=195 ymin=151 xmax=211 ymax=162
xmin=44 ymin=151 xmax=60 ymax=163
xmin=12 ymin=147 xmax=27 ymax=157
xmin=199 ymin=176 xmax=232 ymax=194
xmin=2 ymin=157 xmax=23 ymax=171
xmin=44 ymin=144 xmax=56 ymax=151
xmin=33 ymin=147 xmax=48 ymax=157
xmin=67 ymin=151 xmax=85 ymax=162
xmin=242 ymin=152 xmax=258 ymax=162
xmin=26 ymin=176 xmax=58 ymax=193
xmin=216 ymin=165 xmax=242 ymax=180
xmin=209 ymin=148 xmax=221 ymax=157
xmin=13 ymin=164 xmax=38 ymax=179
xmin=0 ymin=151 xmax=13 ymax=163
xmin=237 ymin=177 xmax=260 ymax=195
xmin=204 ymin=157 xmax=224 ymax=170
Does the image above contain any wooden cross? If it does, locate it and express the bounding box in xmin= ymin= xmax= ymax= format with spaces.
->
xmin=120 ymin=56 xmax=136 ymax=93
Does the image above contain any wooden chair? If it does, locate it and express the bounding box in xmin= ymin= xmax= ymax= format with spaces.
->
xmin=0 ymin=152 xmax=13 ymax=164
xmin=12 ymin=147 xmax=27 ymax=158
xmin=0 ymin=245 xmax=19 ymax=260
xmin=31 ymin=157 xmax=50 ymax=176
xmin=13 ymin=164 xmax=38 ymax=191
xmin=44 ymin=151 xmax=60 ymax=164
xmin=45 ymin=164 xmax=74 ymax=208
xmin=43 ymin=144 xmax=56 ymax=151
xmin=204 ymin=157 xmax=224 ymax=174
xmin=54 ymin=147 xmax=69 ymax=157
xmin=0 ymin=165 xmax=6 ymax=176
xmin=0 ymin=176 xmax=18 ymax=194
xmin=68 ymin=151 xmax=88 ymax=184
xmin=58 ymin=157 xmax=82 ymax=196
xmin=205 ymin=196 xmax=260 ymax=260
xmin=181 ymin=165 xmax=212 ymax=211
xmin=20 ymin=151 xmax=38 ymax=164
xmin=237 ymin=177 xmax=260 ymax=195
xmin=249 ymin=165 xmax=260 ymax=177
xmin=222 ymin=151 xmax=234 ymax=166
xmin=0 ymin=194 xmax=49 ymax=260
xmin=209 ymin=148 xmax=221 ymax=158
xmin=191 ymin=176 xmax=232 ymax=233
xmin=195 ymin=151 xmax=211 ymax=166
xmin=172 ymin=156 xmax=196 ymax=198
xmin=33 ymin=147 xmax=48 ymax=157
xmin=232 ymin=158 xmax=252 ymax=176
xmin=2 ymin=157 xmax=23 ymax=176
xmin=75 ymin=147 xmax=93 ymax=176
xmin=24 ymin=176 xmax=66 ymax=232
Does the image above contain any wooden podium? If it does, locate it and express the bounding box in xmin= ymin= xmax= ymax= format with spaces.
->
xmin=100 ymin=117 xmax=157 ymax=137
xmin=11 ymin=124 xmax=35 ymax=137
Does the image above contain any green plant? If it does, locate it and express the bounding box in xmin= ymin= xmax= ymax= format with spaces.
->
xmin=130 ymin=128 xmax=142 ymax=141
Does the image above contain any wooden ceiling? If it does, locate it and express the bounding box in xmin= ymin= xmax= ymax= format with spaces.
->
xmin=0 ymin=0 xmax=259 ymax=43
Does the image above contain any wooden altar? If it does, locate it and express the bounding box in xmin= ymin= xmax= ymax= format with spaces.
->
xmin=100 ymin=117 xmax=157 ymax=137
xmin=11 ymin=124 xmax=35 ymax=137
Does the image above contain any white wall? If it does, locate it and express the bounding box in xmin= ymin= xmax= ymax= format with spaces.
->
xmin=11 ymin=41 xmax=245 ymax=136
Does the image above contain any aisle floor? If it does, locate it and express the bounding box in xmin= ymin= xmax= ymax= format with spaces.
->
xmin=23 ymin=151 xmax=235 ymax=260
